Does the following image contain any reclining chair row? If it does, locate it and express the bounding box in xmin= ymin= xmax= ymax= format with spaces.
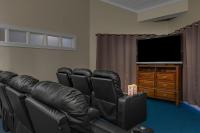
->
xmin=0 ymin=69 xmax=147 ymax=133
xmin=57 ymin=67 xmax=147 ymax=130
xmin=0 ymin=71 xmax=99 ymax=133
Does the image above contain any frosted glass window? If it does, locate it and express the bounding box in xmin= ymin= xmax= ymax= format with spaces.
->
xmin=0 ymin=25 xmax=76 ymax=50
xmin=0 ymin=29 xmax=5 ymax=41
xmin=62 ymin=37 xmax=73 ymax=48
xmin=47 ymin=35 xmax=59 ymax=47
xmin=9 ymin=30 xmax=26 ymax=43
xmin=30 ymin=33 xmax=43 ymax=45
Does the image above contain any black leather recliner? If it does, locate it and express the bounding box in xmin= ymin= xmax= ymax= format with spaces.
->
xmin=25 ymin=81 xmax=99 ymax=133
xmin=71 ymin=68 xmax=93 ymax=104
xmin=6 ymin=75 xmax=39 ymax=133
xmin=57 ymin=67 xmax=73 ymax=87
xmin=0 ymin=71 xmax=18 ymax=132
xmin=0 ymin=70 xmax=1 ymax=117
xmin=91 ymin=70 xmax=147 ymax=130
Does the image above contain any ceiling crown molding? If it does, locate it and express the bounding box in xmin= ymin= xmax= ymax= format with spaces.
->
xmin=99 ymin=0 xmax=186 ymax=13
xmin=99 ymin=0 xmax=138 ymax=13
xmin=137 ymin=0 xmax=185 ymax=13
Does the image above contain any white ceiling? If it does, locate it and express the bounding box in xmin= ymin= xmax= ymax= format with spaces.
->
xmin=100 ymin=0 xmax=183 ymax=12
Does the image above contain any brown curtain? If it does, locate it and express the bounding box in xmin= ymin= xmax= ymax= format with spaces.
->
xmin=176 ymin=22 xmax=200 ymax=106
xmin=96 ymin=21 xmax=200 ymax=106
xmin=169 ymin=21 xmax=200 ymax=106
xmin=96 ymin=34 xmax=154 ymax=92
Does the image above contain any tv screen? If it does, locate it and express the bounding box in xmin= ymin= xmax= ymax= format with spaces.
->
xmin=137 ymin=35 xmax=182 ymax=63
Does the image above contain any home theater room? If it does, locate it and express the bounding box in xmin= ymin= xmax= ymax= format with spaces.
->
xmin=0 ymin=0 xmax=200 ymax=133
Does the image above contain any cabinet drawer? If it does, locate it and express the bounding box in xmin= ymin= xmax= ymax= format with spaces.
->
xmin=156 ymin=90 xmax=175 ymax=100
xmin=157 ymin=72 xmax=176 ymax=82
xmin=157 ymin=82 xmax=176 ymax=90
xmin=138 ymin=87 xmax=154 ymax=97
xmin=138 ymin=72 xmax=155 ymax=80
xmin=138 ymin=79 xmax=154 ymax=88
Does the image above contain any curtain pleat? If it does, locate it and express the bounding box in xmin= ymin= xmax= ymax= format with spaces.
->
xmin=96 ymin=34 xmax=149 ymax=92
xmin=175 ymin=22 xmax=200 ymax=106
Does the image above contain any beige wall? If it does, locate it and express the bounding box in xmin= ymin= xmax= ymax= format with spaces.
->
xmin=0 ymin=0 xmax=90 ymax=81
xmin=169 ymin=0 xmax=200 ymax=32
xmin=89 ymin=0 xmax=169 ymax=70
xmin=1 ymin=0 xmax=199 ymax=80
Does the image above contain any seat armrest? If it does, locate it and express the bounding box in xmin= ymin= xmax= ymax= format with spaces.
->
xmin=87 ymin=107 xmax=100 ymax=121
xmin=118 ymin=93 xmax=147 ymax=130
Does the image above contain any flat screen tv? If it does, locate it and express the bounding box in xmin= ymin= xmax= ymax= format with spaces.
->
xmin=137 ymin=35 xmax=182 ymax=63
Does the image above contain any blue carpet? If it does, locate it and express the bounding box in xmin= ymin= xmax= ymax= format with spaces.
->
xmin=0 ymin=99 xmax=200 ymax=133
xmin=144 ymin=99 xmax=200 ymax=133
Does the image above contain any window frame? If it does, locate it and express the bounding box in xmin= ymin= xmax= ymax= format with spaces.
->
xmin=0 ymin=24 xmax=76 ymax=51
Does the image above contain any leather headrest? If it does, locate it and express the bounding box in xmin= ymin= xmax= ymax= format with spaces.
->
xmin=8 ymin=75 xmax=39 ymax=94
xmin=73 ymin=68 xmax=92 ymax=77
xmin=57 ymin=67 xmax=72 ymax=74
xmin=93 ymin=70 xmax=120 ymax=82
xmin=92 ymin=69 xmax=124 ymax=98
xmin=31 ymin=81 xmax=89 ymax=121
xmin=0 ymin=71 xmax=18 ymax=84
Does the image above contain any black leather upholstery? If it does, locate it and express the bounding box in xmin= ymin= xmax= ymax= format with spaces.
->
xmin=25 ymin=97 xmax=71 ymax=133
xmin=91 ymin=70 xmax=147 ymax=130
xmin=0 ymin=71 xmax=18 ymax=84
xmin=30 ymin=81 xmax=99 ymax=133
xmin=92 ymin=70 xmax=124 ymax=98
xmin=0 ymin=69 xmax=147 ymax=133
xmin=71 ymin=68 xmax=93 ymax=104
xmin=0 ymin=71 xmax=2 ymax=116
xmin=0 ymin=71 xmax=17 ymax=132
xmin=8 ymin=75 xmax=39 ymax=94
xmin=91 ymin=70 xmax=123 ymax=123
xmin=57 ymin=67 xmax=73 ymax=87
xmin=118 ymin=94 xmax=147 ymax=129
xmin=91 ymin=119 xmax=127 ymax=133
xmin=6 ymin=75 xmax=39 ymax=133
xmin=0 ymin=83 xmax=14 ymax=131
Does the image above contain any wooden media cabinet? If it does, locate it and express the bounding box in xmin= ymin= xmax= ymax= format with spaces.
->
xmin=137 ymin=64 xmax=182 ymax=105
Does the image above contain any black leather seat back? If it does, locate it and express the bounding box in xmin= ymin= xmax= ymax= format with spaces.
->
xmin=0 ymin=71 xmax=17 ymax=84
xmin=30 ymin=81 xmax=93 ymax=133
xmin=0 ymin=83 xmax=14 ymax=131
xmin=6 ymin=75 xmax=39 ymax=133
xmin=0 ymin=71 xmax=17 ymax=131
xmin=31 ymin=81 xmax=89 ymax=121
xmin=57 ymin=67 xmax=73 ymax=87
xmin=91 ymin=70 xmax=124 ymax=123
xmin=71 ymin=68 xmax=93 ymax=103
xmin=92 ymin=78 xmax=117 ymax=103
xmin=0 ymin=83 xmax=12 ymax=112
xmin=25 ymin=97 xmax=70 ymax=133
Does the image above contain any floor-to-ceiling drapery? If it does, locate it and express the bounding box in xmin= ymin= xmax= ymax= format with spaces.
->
xmin=173 ymin=21 xmax=200 ymax=106
xmin=96 ymin=34 xmax=154 ymax=92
